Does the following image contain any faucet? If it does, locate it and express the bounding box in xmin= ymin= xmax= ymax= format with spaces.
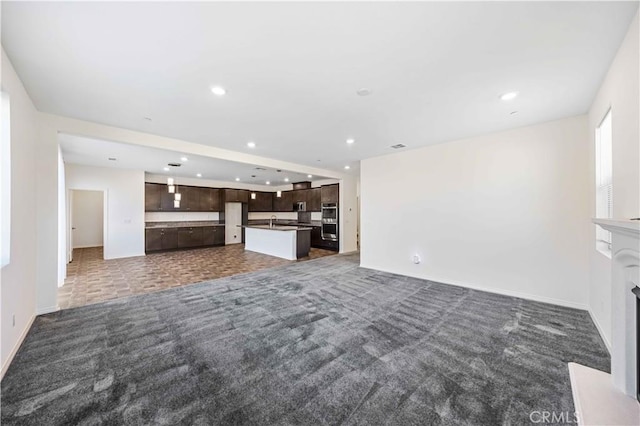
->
xmin=270 ymin=215 xmax=277 ymax=228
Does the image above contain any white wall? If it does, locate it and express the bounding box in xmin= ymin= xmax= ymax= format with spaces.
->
xmin=361 ymin=115 xmax=590 ymax=309
xmin=71 ymin=190 xmax=104 ymax=248
xmin=587 ymin=12 xmax=639 ymax=349
xmin=0 ymin=49 xmax=38 ymax=377
xmin=65 ymin=164 xmax=145 ymax=259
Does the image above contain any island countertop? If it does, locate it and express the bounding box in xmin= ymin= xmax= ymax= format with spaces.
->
xmin=241 ymin=225 xmax=312 ymax=231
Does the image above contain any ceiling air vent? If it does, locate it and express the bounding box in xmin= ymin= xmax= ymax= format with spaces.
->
xmin=167 ymin=163 xmax=181 ymax=167
xmin=254 ymin=167 xmax=267 ymax=171
xmin=390 ymin=144 xmax=406 ymax=149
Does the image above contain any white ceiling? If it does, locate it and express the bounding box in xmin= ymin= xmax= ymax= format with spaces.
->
xmin=59 ymin=134 xmax=329 ymax=186
xmin=3 ymin=2 xmax=638 ymax=172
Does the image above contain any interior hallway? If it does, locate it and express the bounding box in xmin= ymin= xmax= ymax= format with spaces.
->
xmin=59 ymin=245 xmax=336 ymax=309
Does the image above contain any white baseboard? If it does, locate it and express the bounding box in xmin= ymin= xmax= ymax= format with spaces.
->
xmin=588 ymin=309 xmax=611 ymax=353
xmin=36 ymin=305 xmax=59 ymax=315
xmin=72 ymin=244 xmax=103 ymax=249
xmin=1 ymin=314 xmax=35 ymax=380
xmin=359 ymin=263 xmax=589 ymax=311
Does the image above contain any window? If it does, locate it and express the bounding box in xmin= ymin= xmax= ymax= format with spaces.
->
xmin=595 ymin=109 xmax=612 ymax=256
xmin=1 ymin=91 xmax=10 ymax=268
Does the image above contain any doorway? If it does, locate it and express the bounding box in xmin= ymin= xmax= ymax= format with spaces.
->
xmin=68 ymin=189 xmax=104 ymax=262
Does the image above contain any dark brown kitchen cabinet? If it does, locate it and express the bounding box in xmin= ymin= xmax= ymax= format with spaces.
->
xmin=292 ymin=181 xmax=312 ymax=190
xmin=202 ymin=226 xmax=225 ymax=246
xmin=178 ymin=186 xmax=199 ymax=211
xmin=145 ymin=183 xmax=162 ymax=211
xmin=202 ymin=227 xmax=216 ymax=245
xmin=161 ymin=188 xmax=177 ymax=211
xmin=145 ymin=228 xmax=178 ymax=251
xmin=177 ymin=227 xmax=204 ymax=248
xmin=199 ymin=188 xmax=222 ymax=212
xmin=273 ymin=191 xmax=293 ymax=212
xmin=224 ymin=188 xmax=250 ymax=203
xmin=292 ymin=189 xmax=308 ymax=204
xmin=145 ymin=182 xmax=178 ymax=211
xmin=310 ymin=226 xmax=322 ymax=248
xmin=321 ymin=184 xmax=339 ymax=204
xmin=249 ymin=192 xmax=273 ymax=212
xmin=307 ymin=188 xmax=321 ymax=211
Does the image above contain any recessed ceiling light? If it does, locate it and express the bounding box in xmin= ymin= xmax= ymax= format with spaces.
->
xmin=181 ymin=156 xmax=188 ymax=162
xmin=247 ymin=141 xmax=256 ymax=148
xmin=266 ymin=181 xmax=270 ymax=185
xmin=307 ymin=174 xmax=313 ymax=178
xmin=163 ymin=167 xmax=170 ymax=171
xmin=143 ymin=117 xmax=152 ymax=121
xmin=346 ymin=138 xmax=355 ymax=144
xmin=108 ymin=157 xmax=117 ymax=161
xmin=390 ymin=144 xmax=406 ymax=149
xmin=357 ymin=88 xmax=372 ymax=96
xmin=344 ymin=165 xmax=350 ymax=170
xmin=500 ymin=91 xmax=519 ymax=101
xmin=510 ymin=111 xmax=519 ymax=115
xmin=196 ymin=173 xmax=202 ymax=177
xmin=235 ymin=177 xmax=240 ymax=181
xmin=211 ymin=86 xmax=226 ymax=96
xmin=284 ymin=177 xmax=289 ymax=182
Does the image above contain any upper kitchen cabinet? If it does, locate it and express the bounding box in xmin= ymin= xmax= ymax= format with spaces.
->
xmin=199 ymin=188 xmax=222 ymax=212
xmin=224 ymin=188 xmax=250 ymax=203
xmin=179 ymin=186 xmax=200 ymax=211
xmin=249 ymin=191 xmax=273 ymax=212
xmin=321 ymin=184 xmax=339 ymax=204
xmin=144 ymin=182 xmax=181 ymax=211
xmin=273 ymin=191 xmax=293 ymax=212
xmin=292 ymin=181 xmax=312 ymax=190
xmin=307 ymin=188 xmax=321 ymax=211
xmin=145 ymin=183 xmax=162 ymax=211
xmin=291 ymin=189 xmax=308 ymax=204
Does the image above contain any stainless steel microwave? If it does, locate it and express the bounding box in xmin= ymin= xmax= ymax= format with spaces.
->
xmin=293 ymin=202 xmax=306 ymax=212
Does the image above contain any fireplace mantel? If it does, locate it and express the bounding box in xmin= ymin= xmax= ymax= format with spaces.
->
xmin=570 ymin=218 xmax=640 ymax=425
xmin=593 ymin=218 xmax=640 ymax=238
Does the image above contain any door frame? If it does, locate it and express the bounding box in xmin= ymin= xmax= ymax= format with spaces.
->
xmin=67 ymin=188 xmax=109 ymax=261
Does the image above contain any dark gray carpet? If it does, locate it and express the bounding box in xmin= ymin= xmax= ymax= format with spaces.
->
xmin=1 ymin=253 xmax=609 ymax=425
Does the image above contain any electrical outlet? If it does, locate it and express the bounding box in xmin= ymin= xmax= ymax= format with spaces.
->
xmin=413 ymin=254 xmax=421 ymax=264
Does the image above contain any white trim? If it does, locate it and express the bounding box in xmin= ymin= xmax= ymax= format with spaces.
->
xmin=0 ymin=314 xmax=35 ymax=380
xmin=72 ymin=244 xmax=103 ymax=249
xmin=588 ymin=309 xmax=612 ymax=353
xmin=568 ymin=363 xmax=584 ymax=426
xmin=592 ymin=218 xmax=640 ymax=238
xmin=358 ymin=263 xmax=589 ymax=310
xmin=37 ymin=305 xmax=59 ymax=315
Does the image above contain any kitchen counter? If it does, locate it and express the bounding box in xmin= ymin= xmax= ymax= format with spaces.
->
xmin=145 ymin=221 xmax=224 ymax=229
xmin=243 ymin=225 xmax=313 ymax=231
xmin=248 ymin=220 xmax=322 ymax=227
xmin=244 ymin=225 xmax=311 ymax=260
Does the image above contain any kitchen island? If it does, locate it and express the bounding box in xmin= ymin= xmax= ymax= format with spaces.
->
xmin=243 ymin=225 xmax=311 ymax=260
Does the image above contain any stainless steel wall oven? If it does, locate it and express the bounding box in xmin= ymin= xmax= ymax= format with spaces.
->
xmin=321 ymin=203 xmax=338 ymax=241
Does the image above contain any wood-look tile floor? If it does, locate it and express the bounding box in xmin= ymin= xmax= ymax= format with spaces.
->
xmin=58 ymin=244 xmax=336 ymax=309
